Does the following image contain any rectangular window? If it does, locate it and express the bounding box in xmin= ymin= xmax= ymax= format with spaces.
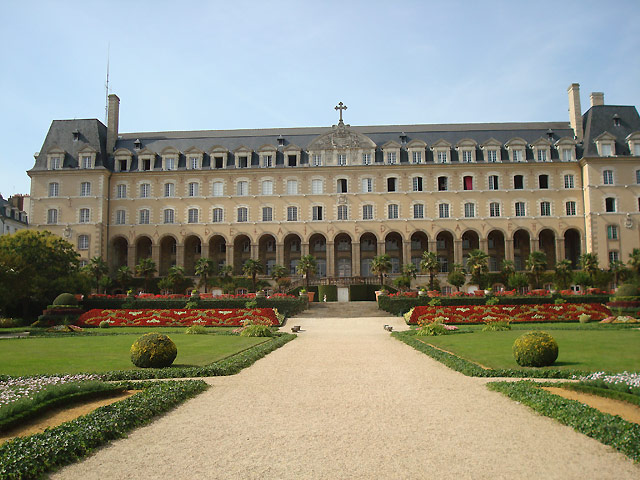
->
xmin=337 ymin=179 xmax=348 ymax=193
xmin=188 ymin=208 xmax=199 ymax=223
xmin=164 ymin=183 xmax=174 ymax=197
xmin=607 ymin=225 xmax=618 ymax=239
xmin=438 ymin=203 xmax=449 ymax=218
xmin=140 ymin=184 xmax=150 ymax=198
xmin=463 ymin=176 xmax=473 ymax=190
xmin=387 ymin=178 xmax=397 ymax=192
xmin=636 ymin=170 xmax=640 ymax=184
xmin=116 ymin=184 xmax=126 ymax=198
xmin=262 ymin=207 xmax=272 ymax=222
xmin=237 ymin=207 xmax=248 ymax=222
xmin=213 ymin=156 xmax=224 ymax=169
xmin=562 ymin=149 xmax=573 ymax=162
xmin=565 ymin=201 xmax=576 ymax=216
xmin=464 ymin=203 xmax=475 ymax=218
xmin=386 ymin=152 xmax=397 ymax=164
xmin=540 ymin=201 xmax=551 ymax=216
xmin=609 ymin=251 xmax=619 ymax=264
xmin=462 ymin=151 xmax=473 ymax=163
xmin=412 ymin=177 xmax=423 ymax=192
xmin=164 ymin=209 xmax=174 ymax=224
xmin=139 ymin=209 xmax=150 ymax=224
xmin=141 ymin=159 xmax=151 ymax=171
xmin=413 ymin=204 xmax=424 ymax=219
xmin=238 ymin=156 xmax=248 ymax=168
xmin=337 ymin=205 xmax=348 ymax=220
xmin=362 ymin=178 xmax=373 ymax=193
xmin=286 ymin=180 xmax=298 ymax=195
xmin=48 ymin=183 xmax=59 ymax=197
xmin=287 ymin=206 xmax=297 ymax=221
xmin=47 ymin=209 xmax=58 ymax=224
xmin=79 ymin=208 xmax=90 ymax=223
xmin=635 ymin=144 xmax=640 ymax=156
xmin=537 ymin=149 xmax=548 ymax=162
xmin=487 ymin=150 xmax=497 ymax=163
xmin=261 ymin=180 xmax=273 ymax=195
xmin=603 ymin=170 xmax=614 ymax=185
xmin=189 ymin=157 xmax=199 ymax=169
xmin=489 ymin=202 xmax=500 ymax=217
xmin=312 ymin=206 xmax=323 ymax=221
xmin=237 ymin=181 xmax=248 ymax=196
xmin=438 ymin=257 xmax=448 ymax=273
xmin=165 ymin=158 xmax=176 ymax=170
xmin=82 ymin=156 xmax=92 ymax=169
xmin=212 ymin=208 xmax=223 ymax=223
xmin=338 ymin=154 xmax=347 ymax=166
xmin=312 ymin=154 xmax=322 ymax=166
xmin=362 ymin=153 xmax=371 ymax=165
xmin=212 ymin=182 xmax=223 ymax=196
xmin=437 ymin=151 xmax=448 ymax=163
xmin=438 ymin=177 xmax=448 ymax=191
xmin=388 ymin=204 xmax=399 ymax=219
xmin=50 ymin=157 xmax=61 ymax=169
xmin=262 ymin=155 xmax=273 ymax=168
xmin=115 ymin=210 xmax=126 ymax=224
xmin=601 ymin=144 xmax=612 ymax=156
xmin=488 ymin=175 xmax=499 ymax=190
xmin=78 ymin=235 xmax=89 ymax=250
xmin=539 ymin=175 xmax=549 ymax=189
xmin=564 ymin=175 xmax=574 ymax=189
xmin=513 ymin=150 xmax=523 ymax=162
xmin=515 ymin=202 xmax=526 ymax=217
xmin=514 ymin=175 xmax=524 ymax=189
xmin=362 ymin=205 xmax=373 ymax=220
xmin=188 ymin=182 xmax=199 ymax=197
xmin=412 ymin=151 xmax=422 ymax=164
xmin=605 ymin=197 xmax=616 ymax=212
xmin=311 ymin=179 xmax=323 ymax=194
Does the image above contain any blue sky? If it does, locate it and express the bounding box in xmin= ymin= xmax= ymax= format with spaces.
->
xmin=1 ymin=0 xmax=639 ymax=197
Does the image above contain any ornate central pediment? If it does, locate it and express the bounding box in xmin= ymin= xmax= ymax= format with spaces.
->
xmin=308 ymin=122 xmax=376 ymax=150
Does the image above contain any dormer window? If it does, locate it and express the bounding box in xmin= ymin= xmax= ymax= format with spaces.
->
xmin=188 ymin=156 xmax=200 ymax=170
xmin=338 ymin=154 xmax=347 ymax=166
xmin=277 ymin=135 xmax=285 ymax=146
xmin=165 ymin=157 xmax=176 ymax=170
xmin=81 ymin=156 xmax=92 ymax=169
xmin=505 ymin=138 xmax=527 ymax=162
xmin=613 ymin=114 xmax=621 ymax=127
xmin=134 ymin=139 xmax=141 ymax=150
xmin=262 ymin=155 xmax=273 ymax=168
xmin=625 ymin=132 xmax=640 ymax=156
xmin=601 ymin=144 xmax=613 ymax=156
xmin=238 ymin=157 xmax=248 ymax=168
xmin=594 ymin=132 xmax=616 ymax=157
xmin=456 ymin=139 xmax=477 ymax=163
xmin=72 ymin=129 xmax=80 ymax=141
xmin=530 ymin=138 xmax=552 ymax=163
xmin=386 ymin=152 xmax=397 ymax=164
xmin=382 ymin=140 xmax=401 ymax=166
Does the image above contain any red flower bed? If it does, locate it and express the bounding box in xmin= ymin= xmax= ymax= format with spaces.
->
xmin=406 ymin=303 xmax=611 ymax=325
xmin=77 ymin=308 xmax=281 ymax=327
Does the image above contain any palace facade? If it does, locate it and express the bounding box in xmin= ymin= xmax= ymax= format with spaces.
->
xmin=27 ymin=84 xmax=640 ymax=290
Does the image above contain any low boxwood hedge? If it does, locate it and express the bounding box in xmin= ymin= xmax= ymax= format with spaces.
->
xmin=487 ymin=381 xmax=640 ymax=463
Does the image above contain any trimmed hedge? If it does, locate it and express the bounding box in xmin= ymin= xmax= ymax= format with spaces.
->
xmin=317 ymin=285 xmax=338 ymax=302
xmin=378 ymin=294 xmax=611 ymax=316
xmin=349 ymin=284 xmax=382 ymax=301
xmin=487 ymin=381 xmax=640 ymax=463
xmin=0 ymin=380 xmax=208 ymax=479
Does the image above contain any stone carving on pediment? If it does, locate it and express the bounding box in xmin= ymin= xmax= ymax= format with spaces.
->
xmin=337 ymin=195 xmax=348 ymax=204
xmin=309 ymin=123 xmax=375 ymax=150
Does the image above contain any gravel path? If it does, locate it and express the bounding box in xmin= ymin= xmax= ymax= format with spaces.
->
xmin=51 ymin=308 xmax=639 ymax=479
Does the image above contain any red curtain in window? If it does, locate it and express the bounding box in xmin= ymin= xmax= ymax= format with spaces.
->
xmin=464 ymin=176 xmax=473 ymax=190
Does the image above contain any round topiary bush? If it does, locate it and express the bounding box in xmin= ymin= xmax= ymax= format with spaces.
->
xmin=513 ymin=331 xmax=558 ymax=367
xmin=53 ymin=293 xmax=78 ymax=306
xmin=130 ymin=333 xmax=177 ymax=368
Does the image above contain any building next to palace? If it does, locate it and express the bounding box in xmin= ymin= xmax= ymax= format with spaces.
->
xmin=27 ymin=84 xmax=640 ymax=291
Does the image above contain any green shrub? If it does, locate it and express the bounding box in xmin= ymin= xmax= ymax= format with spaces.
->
xmin=52 ymin=293 xmax=78 ymax=306
xmin=317 ymin=284 xmax=338 ymax=302
xmin=239 ymin=324 xmax=273 ymax=337
xmin=98 ymin=320 xmax=110 ymax=328
xmin=513 ymin=332 xmax=558 ymax=367
xmin=0 ymin=317 xmax=20 ymax=328
xmin=578 ymin=313 xmax=591 ymax=324
xmin=416 ymin=320 xmax=448 ymax=336
xmin=184 ymin=299 xmax=199 ymax=309
xmin=185 ymin=324 xmax=208 ymax=335
xmin=482 ymin=321 xmax=511 ymax=331
xmin=428 ymin=298 xmax=442 ymax=306
xmin=485 ymin=297 xmax=499 ymax=305
xmin=615 ymin=283 xmax=639 ymax=298
xmin=554 ymin=298 xmax=566 ymax=304
xmin=130 ymin=333 xmax=177 ymax=368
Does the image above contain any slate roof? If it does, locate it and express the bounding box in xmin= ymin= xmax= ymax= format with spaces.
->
xmin=582 ymin=105 xmax=640 ymax=156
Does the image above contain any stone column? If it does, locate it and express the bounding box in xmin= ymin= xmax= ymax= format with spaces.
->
xmin=428 ymin=240 xmax=437 ymax=253
xmin=479 ymin=238 xmax=488 ymax=254
xmin=352 ymin=242 xmax=361 ymax=276
xmin=175 ymin=244 xmax=185 ymax=269
xmin=301 ymin=242 xmax=309 ymax=256
xmin=555 ymin=237 xmax=565 ymax=263
xmin=326 ymin=242 xmax=335 ymax=277
xmin=505 ymin=239 xmax=514 ymax=262
xmin=402 ymin=240 xmax=411 ymax=267
xmin=200 ymin=244 xmax=210 ymax=259
xmin=454 ymin=239 xmax=463 ymax=265
xmin=530 ymin=238 xmax=538 ymax=253
xmin=127 ymin=245 xmax=136 ymax=269
xmin=250 ymin=243 xmax=259 ymax=260
xmin=225 ymin=244 xmax=234 ymax=269
xmin=276 ymin=243 xmax=285 ymax=267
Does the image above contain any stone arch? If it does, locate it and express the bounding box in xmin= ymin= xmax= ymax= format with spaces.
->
xmin=410 ymin=231 xmax=429 ymax=270
xmin=258 ymin=233 xmax=277 ymax=276
xmin=208 ymin=235 xmax=227 ymax=273
xmin=109 ymin=236 xmax=128 ymax=271
xmin=564 ymin=228 xmax=582 ymax=268
xmin=487 ymin=230 xmax=506 ymax=272
xmin=183 ymin=235 xmax=202 ymax=276
xmin=159 ymin=235 xmax=177 ymax=276
xmin=233 ymin=234 xmax=252 ymax=275
xmin=135 ymin=236 xmax=153 ymax=265
xmin=384 ymin=231 xmax=404 ymax=273
xmin=436 ymin=231 xmax=454 ymax=273
xmin=538 ymin=229 xmax=556 ymax=269
xmin=309 ymin=233 xmax=327 ymax=277
xmin=334 ymin=232 xmax=353 ymax=277
xmin=359 ymin=232 xmax=378 ymax=277
xmin=283 ymin=233 xmax=302 ymax=276
xmin=513 ymin=229 xmax=531 ymax=271
xmin=461 ymin=230 xmax=480 ymax=269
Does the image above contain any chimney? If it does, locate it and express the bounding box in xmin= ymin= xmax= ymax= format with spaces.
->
xmin=590 ymin=92 xmax=605 ymax=107
xmin=106 ymin=94 xmax=120 ymax=153
xmin=567 ymin=83 xmax=583 ymax=142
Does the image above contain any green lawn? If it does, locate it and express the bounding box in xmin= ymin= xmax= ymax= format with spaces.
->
xmin=0 ymin=334 xmax=267 ymax=376
xmin=422 ymin=329 xmax=640 ymax=372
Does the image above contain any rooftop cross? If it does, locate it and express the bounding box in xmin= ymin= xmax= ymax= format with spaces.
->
xmin=335 ymin=102 xmax=347 ymax=123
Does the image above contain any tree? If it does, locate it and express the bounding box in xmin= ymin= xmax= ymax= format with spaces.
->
xmin=219 ymin=264 xmax=233 ymax=278
xmin=296 ymin=255 xmax=317 ymax=289
xmin=447 ymin=264 xmax=466 ymax=292
xmin=0 ymin=230 xmax=88 ymax=316
xmin=500 ymin=260 xmax=515 ymax=286
xmin=525 ymin=251 xmax=547 ymax=289
xmin=580 ymin=253 xmax=600 ymax=284
xmin=116 ymin=266 xmax=133 ymax=292
xmin=466 ymin=249 xmax=489 ymax=289
xmin=628 ymin=248 xmax=640 ymax=277
xmin=553 ymin=259 xmax=573 ymax=291
xmin=420 ymin=251 xmax=440 ymax=290
xmin=135 ymin=258 xmax=157 ymax=292
xmin=508 ymin=272 xmax=529 ymax=294
xmin=86 ymin=256 xmax=108 ymax=294
xmin=394 ymin=263 xmax=418 ymax=291
xmin=371 ymin=254 xmax=392 ymax=287
xmin=194 ymin=258 xmax=215 ymax=293
xmin=271 ymin=264 xmax=288 ymax=292
xmin=242 ymin=259 xmax=264 ymax=292
xmin=166 ymin=265 xmax=187 ymax=293
xmin=573 ymin=271 xmax=592 ymax=291
xmin=609 ymin=260 xmax=627 ymax=288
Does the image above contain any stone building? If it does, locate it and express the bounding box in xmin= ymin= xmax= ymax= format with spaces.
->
xmin=0 ymin=194 xmax=29 ymax=236
xmin=27 ymin=84 xmax=640 ymax=290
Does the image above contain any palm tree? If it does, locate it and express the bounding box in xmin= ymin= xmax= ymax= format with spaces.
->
xmin=525 ymin=251 xmax=547 ymax=289
xmin=553 ymin=259 xmax=573 ymax=290
xmin=296 ymin=254 xmax=317 ymax=289
xmin=116 ymin=266 xmax=133 ymax=293
xmin=447 ymin=264 xmax=466 ymax=292
xmin=466 ymin=249 xmax=489 ymax=289
xmin=420 ymin=251 xmax=439 ymax=290
xmin=87 ymin=256 xmax=108 ymax=293
xmin=219 ymin=264 xmax=233 ymax=278
xmin=371 ymin=254 xmax=392 ymax=287
xmin=242 ymin=259 xmax=264 ymax=292
xmin=135 ymin=257 xmax=157 ymax=292
xmin=628 ymin=248 xmax=640 ymax=276
xmin=500 ymin=260 xmax=515 ymax=286
xmin=609 ymin=260 xmax=626 ymax=288
xmin=194 ymin=258 xmax=215 ymax=293
xmin=580 ymin=253 xmax=600 ymax=283
xmin=271 ymin=264 xmax=288 ymax=292
xmin=167 ymin=265 xmax=186 ymax=293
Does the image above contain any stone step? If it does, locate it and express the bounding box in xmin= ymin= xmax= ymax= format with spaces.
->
xmin=293 ymin=301 xmax=392 ymax=318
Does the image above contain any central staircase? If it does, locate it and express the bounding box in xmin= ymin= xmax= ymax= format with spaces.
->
xmin=292 ymin=301 xmax=391 ymax=319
